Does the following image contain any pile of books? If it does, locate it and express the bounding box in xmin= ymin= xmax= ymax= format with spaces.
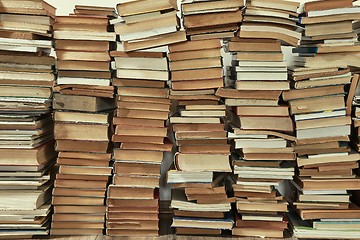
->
xmin=220 ymin=38 xmax=295 ymax=238
xmin=286 ymin=0 xmax=360 ymax=238
xmin=107 ymin=48 xmax=171 ymax=236
xmin=239 ymin=0 xmax=301 ymax=47
xmin=168 ymin=39 xmax=234 ymax=236
xmin=0 ymin=0 xmax=57 ymax=238
xmin=352 ymin=79 xmax=360 ymax=151
xmin=181 ymin=0 xmax=244 ymax=40
xmin=50 ymin=6 xmax=116 ymax=236
xmin=114 ymin=0 xmax=186 ymax=51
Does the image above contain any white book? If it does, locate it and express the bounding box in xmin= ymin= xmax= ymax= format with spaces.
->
xmin=0 ymin=37 xmax=52 ymax=48
xmin=321 ymin=219 xmax=360 ymax=222
xmin=111 ymin=61 xmax=116 ymax=70
xmin=138 ymin=45 xmax=169 ymax=52
xmin=236 ymin=71 xmax=288 ymax=81
xmin=183 ymin=7 xmax=240 ymax=15
xmin=234 ymin=66 xmax=287 ymax=72
xmin=303 ymin=189 xmax=349 ymax=195
xmin=167 ymin=171 xmax=213 ymax=183
xmin=233 ymin=61 xmax=287 ymax=68
xmin=116 ymin=42 xmax=125 ymax=51
xmin=245 ymin=8 xmax=290 ymax=19
xmin=296 ymin=125 xmax=350 ymax=140
xmin=0 ymin=45 xmax=41 ymax=53
xmin=234 ymin=173 xmax=293 ymax=179
xmin=228 ymin=133 xmax=268 ymax=139
xmin=308 ymin=7 xmax=360 ymax=18
xmin=110 ymin=17 xmax=124 ymax=25
xmin=57 ymin=77 xmax=110 ymax=86
xmin=115 ymin=56 xmax=168 ymax=70
xmin=294 ymin=109 xmax=346 ymax=121
xmin=236 ymin=180 xmax=280 ymax=187
xmin=116 ymin=68 xmax=169 ymax=81
xmin=242 ymin=214 xmax=283 ymax=222
xmin=120 ymin=25 xmax=177 ymax=41
xmin=234 ymin=166 xmax=294 ymax=172
xmin=235 ymin=138 xmax=287 ymax=149
xmin=54 ymin=31 xmax=116 ymax=41
xmin=324 ymin=37 xmax=358 ymax=44
xmin=241 ymin=24 xmax=302 ymax=39
xmin=308 ymin=152 xmax=349 ymax=159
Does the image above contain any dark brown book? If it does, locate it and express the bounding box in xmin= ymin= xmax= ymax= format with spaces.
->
xmin=58 ymin=70 xmax=111 ymax=79
xmin=53 ymin=93 xmax=115 ymax=112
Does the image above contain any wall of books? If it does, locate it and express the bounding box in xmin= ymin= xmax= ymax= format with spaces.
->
xmin=1 ymin=0 xmax=360 ymax=239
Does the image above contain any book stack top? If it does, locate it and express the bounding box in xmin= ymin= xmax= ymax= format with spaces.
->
xmin=181 ymin=0 xmax=244 ymax=40
xmin=53 ymin=5 xmax=116 ymax=100
xmin=240 ymin=0 xmax=301 ymax=47
xmin=113 ymin=0 xmax=187 ymax=52
xmin=285 ymin=0 xmax=360 ymax=239
xmin=0 ymin=1 xmax=55 ymax=114
xmin=169 ymin=39 xmax=223 ymax=105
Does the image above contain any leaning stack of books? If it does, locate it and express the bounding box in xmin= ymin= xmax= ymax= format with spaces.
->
xmin=181 ymin=0 xmax=244 ymax=40
xmin=285 ymin=0 xmax=360 ymax=238
xmin=168 ymin=39 xmax=234 ymax=236
xmin=0 ymin=0 xmax=57 ymax=238
xmin=50 ymin=6 xmax=116 ymax=236
xmin=107 ymin=49 xmax=171 ymax=237
xmin=114 ymin=0 xmax=186 ymax=52
xmin=239 ymin=0 xmax=301 ymax=47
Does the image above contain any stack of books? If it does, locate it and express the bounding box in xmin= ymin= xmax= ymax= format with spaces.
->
xmin=352 ymin=80 xmax=360 ymax=151
xmin=224 ymin=38 xmax=290 ymax=92
xmin=107 ymin=49 xmax=171 ymax=236
xmin=53 ymin=5 xmax=116 ymax=98
xmin=285 ymin=0 xmax=360 ymax=238
xmin=50 ymin=6 xmax=116 ymax=236
xmin=0 ymin=0 xmax=57 ymax=238
xmin=219 ymin=38 xmax=296 ymax=238
xmin=239 ymin=0 xmax=301 ymax=47
xmin=225 ymin=127 xmax=295 ymax=238
xmin=114 ymin=0 xmax=186 ymax=51
xmin=168 ymin=39 xmax=234 ymax=236
xmin=168 ymin=39 xmax=224 ymax=105
xmin=181 ymin=0 xmax=244 ymax=40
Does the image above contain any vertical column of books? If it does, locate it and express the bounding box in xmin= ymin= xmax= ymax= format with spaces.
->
xmin=219 ymin=39 xmax=295 ymax=239
xmin=181 ymin=0 xmax=244 ymax=40
xmin=106 ymin=0 xmax=187 ymax=237
xmin=284 ymin=1 xmax=360 ymax=239
xmin=216 ymin=0 xmax=301 ymax=237
xmin=0 ymin=1 xmax=56 ymax=238
xmin=107 ymin=51 xmax=171 ymax=237
xmin=168 ymin=39 xmax=234 ymax=236
xmin=50 ymin=6 xmax=116 ymax=236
